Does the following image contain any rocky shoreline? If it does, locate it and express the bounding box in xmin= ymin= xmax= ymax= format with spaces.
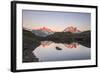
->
xmin=23 ymin=29 xmax=41 ymax=62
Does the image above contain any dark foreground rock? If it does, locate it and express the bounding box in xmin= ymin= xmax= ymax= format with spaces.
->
xmin=23 ymin=49 xmax=39 ymax=62
xmin=23 ymin=29 xmax=40 ymax=62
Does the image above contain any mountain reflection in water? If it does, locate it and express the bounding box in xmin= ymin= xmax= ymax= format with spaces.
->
xmin=40 ymin=41 xmax=79 ymax=49
xmin=33 ymin=41 xmax=91 ymax=62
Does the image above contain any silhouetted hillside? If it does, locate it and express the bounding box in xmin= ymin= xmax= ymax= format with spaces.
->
xmin=23 ymin=29 xmax=41 ymax=62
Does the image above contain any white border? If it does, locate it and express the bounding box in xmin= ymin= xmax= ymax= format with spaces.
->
xmin=16 ymin=4 xmax=96 ymax=70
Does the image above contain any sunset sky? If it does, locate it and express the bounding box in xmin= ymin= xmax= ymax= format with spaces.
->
xmin=22 ymin=10 xmax=91 ymax=32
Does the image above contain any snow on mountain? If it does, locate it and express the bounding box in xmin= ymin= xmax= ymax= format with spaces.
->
xmin=32 ymin=27 xmax=54 ymax=37
xmin=32 ymin=26 xmax=81 ymax=37
xmin=63 ymin=26 xmax=81 ymax=33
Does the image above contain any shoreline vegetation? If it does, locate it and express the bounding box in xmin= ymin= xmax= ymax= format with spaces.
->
xmin=23 ymin=29 xmax=91 ymax=62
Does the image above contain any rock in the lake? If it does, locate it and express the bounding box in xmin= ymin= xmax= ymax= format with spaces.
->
xmin=56 ymin=47 xmax=62 ymax=50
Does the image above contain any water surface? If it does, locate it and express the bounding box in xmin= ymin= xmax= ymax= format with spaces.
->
xmin=33 ymin=41 xmax=91 ymax=62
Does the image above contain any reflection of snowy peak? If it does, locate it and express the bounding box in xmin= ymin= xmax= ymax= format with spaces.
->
xmin=32 ymin=27 xmax=54 ymax=37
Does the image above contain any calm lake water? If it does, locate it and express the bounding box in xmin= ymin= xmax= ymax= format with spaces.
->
xmin=33 ymin=41 xmax=91 ymax=62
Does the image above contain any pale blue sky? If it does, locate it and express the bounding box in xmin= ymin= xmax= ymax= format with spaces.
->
xmin=23 ymin=10 xmax=91 ymax=31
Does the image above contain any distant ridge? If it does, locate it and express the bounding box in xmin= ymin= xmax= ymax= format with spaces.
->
xmin=23 ymin=27 xmax=32 ymax=31
xmin=63 ymin=26 xmax=81 ymax=33
xmin=32 ymin=27 xmax=54 ymax=37
xmin=35 ymin=27 xmax=54 ymax=33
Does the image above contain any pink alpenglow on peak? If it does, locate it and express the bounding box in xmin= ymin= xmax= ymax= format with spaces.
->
xmin=38 ymin=27 xmax=54 ymax=32
xmin=63 ymin=26 xmax=81 ymax=33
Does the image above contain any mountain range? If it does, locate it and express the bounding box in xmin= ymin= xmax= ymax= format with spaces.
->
xmin=32 ymin=27 xmax=54 ymax=37
xmin=63 ymin=26 xmax=81 ymax=33
xmin=32 ymin=26 xmax=81 ymax=37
